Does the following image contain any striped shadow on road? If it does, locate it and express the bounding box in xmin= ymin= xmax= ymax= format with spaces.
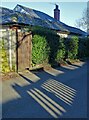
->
xmin=27 ymin=88 xmax=66 ymax=118
xmin=41 ymin=79 xmax=77 ymax=106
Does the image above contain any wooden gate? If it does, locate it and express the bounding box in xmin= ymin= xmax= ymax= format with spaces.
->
xmin=17 ymin=31 xmax=32 ymax=72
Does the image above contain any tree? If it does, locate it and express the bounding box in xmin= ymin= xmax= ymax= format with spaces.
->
xmin=75 ymin=2 xmax=89 ymax=32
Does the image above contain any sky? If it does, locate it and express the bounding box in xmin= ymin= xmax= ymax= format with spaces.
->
xmin=1 ymin=2 xmax=87 ymax=30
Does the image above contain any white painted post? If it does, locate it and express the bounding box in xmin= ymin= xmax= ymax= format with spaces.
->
xmin=8 ymin=29 xmax=12 ymax=70
xmin=12 ymin=29 xmax=17 ymax=72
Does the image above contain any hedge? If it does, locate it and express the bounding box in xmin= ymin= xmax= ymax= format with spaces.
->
xmin=1 ymin=26 xmax=88 ymax=73
xmin=56 ymin=37 xmax=65 ymax=62
xmin=64 ymin=36 xmax=79 ymax=60
xmin=31 ymin=27 xmax=86 ymax=66
xmin=31 ymin=27 xmax=66 ymax=65
xmin=78 ymin=37 xmax=89 ymax=59
xmin=32 ymin=35 xmax=49 ymax=66
xmin=86 ymin=37 xmax=89 ymax=57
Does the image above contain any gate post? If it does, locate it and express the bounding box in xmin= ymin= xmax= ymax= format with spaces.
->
xmin=16 ymin=28 xmax=18 ymax=72
xmin=10 ymin=25 xmax=20 ymax=73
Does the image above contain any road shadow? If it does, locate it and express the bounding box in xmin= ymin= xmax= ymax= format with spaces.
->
xmin=2 ymin=62 xmax=86 ymax=118
xmin=19 ymin=73 xmax=34 ymax=84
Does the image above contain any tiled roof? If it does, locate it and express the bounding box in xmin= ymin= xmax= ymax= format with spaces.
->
xmin=0 ymin=4 xmax=87 ymax=36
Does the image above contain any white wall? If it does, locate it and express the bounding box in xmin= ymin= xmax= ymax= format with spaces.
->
xmin=57 ymin=32 xmax=68 ymax=38
xmin=1 ymin=27 xmax=17 ymax=71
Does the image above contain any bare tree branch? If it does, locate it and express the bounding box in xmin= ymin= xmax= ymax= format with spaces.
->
xmin=75 ymin=2 xmax=89 ymax=33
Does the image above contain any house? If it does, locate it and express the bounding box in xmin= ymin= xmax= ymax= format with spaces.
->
xmin=1 ymin=4 xmax=87 ymax=36
xmin=0 ymin=4 xmax=87 ymax=72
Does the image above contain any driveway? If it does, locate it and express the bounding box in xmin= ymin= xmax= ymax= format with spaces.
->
xmin=2 ymin=61 xmax=87 ymax=118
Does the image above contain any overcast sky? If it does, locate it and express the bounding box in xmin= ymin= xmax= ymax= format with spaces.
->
xmin=1 ymin=2 xmax=87 ymax=30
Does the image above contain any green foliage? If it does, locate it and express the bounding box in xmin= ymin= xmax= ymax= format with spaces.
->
xmin=64 ymin=36 xmax=79 ymax=59
xmin=28 ymin=26 xmax=88 ymax=67
xmin=32 ymin=27 xmax=61 ymax=65
xmin=0 ymin=40 xmax=10 ymax=73
xmin=86 ymin=37 xmax=89 ymax=57
xmin=1 ymin=25 xmax=88 ymax=73
xmin=31 ymin=27 xmax=67 ymax=65
xmin=31 ymin=26 xmax=57 ymax=36
xmin=32 ymin=35 xmax=49 ymax=65
xmin=78 ymin=37 xmax=89 ymax=59
xmin=56 ymin=38 xmax=65 ymax=62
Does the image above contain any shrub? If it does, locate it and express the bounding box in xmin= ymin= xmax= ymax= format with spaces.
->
xmin=64 ymin=36 xmax=79 ymax=59
xmin=78 ymin=37 xmax=87 ymax=59
xmin=32 ymin=27 xmax=60 ymax=65
xmin=56 ymin=37 xmax=65 ymax=62
xmin=86 ymin=37 xmax=89 ymax=57
xmin=0 ymin=40 xmax=10 ymax=73
xmin=29 ymin=27 xmax=82 ymax=66
xmin=32 ymin=35 xmax=49 ymax=66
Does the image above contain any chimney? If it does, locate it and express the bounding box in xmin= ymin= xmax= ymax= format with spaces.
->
xmin=54 ymin=4 xmax=60 ymax=21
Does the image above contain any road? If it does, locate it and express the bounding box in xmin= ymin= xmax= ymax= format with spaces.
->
xmin=2 ymin=61 xmax=87 ymax=118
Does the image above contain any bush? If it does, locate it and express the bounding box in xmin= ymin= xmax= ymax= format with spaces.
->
xmin=86 ymin=37 xmax=89 ymax=57
xmin=29 ymin=26 xmax=88 ymax=66
xmin=32 ymin=35 xmax=49 ymax=66
xmin=78 ymin=37 xmax=88 ymax=59
xmin=32 ymin=27 xmax=60 ymax=65
xmin=64 ymin=36 xmax=79 ymax=59
xmin=56 ymin=37 xmax=65 ymax=62
xmin=0 ymin=40 xmax=10 ymax=73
